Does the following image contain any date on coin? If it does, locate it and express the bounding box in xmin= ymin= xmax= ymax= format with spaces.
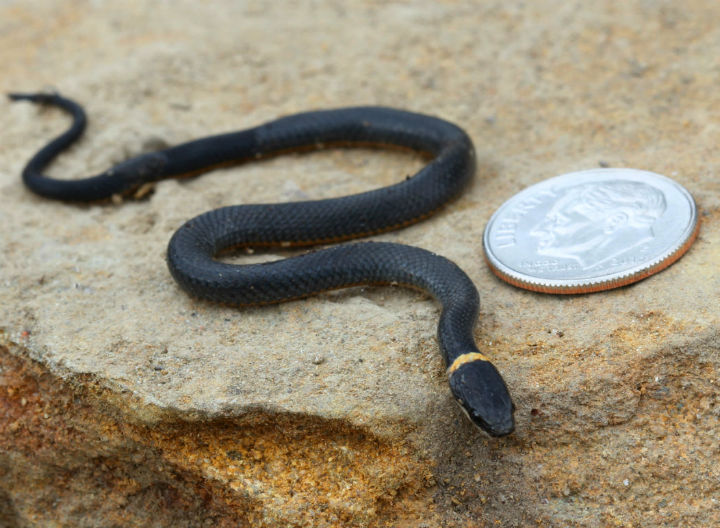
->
xmin=483 ymin=168 xmax=699 ymax=294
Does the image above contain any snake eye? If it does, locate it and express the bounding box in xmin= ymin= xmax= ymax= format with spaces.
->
xmin=448 ymin=358 xmax=515 ymax=437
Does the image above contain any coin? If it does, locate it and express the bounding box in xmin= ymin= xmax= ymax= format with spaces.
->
xmin=483 ymin=168 xmax=699 ymax=294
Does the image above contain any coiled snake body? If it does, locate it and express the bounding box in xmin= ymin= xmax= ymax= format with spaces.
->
xmin=9 ymin=92 xmax=515 ymax=436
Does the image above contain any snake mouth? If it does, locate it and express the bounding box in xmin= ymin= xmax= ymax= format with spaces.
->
xmin=454 ymin=397 xmax=515 ymax=437
xmin=462 ymin=401 xmax=515 ymax=437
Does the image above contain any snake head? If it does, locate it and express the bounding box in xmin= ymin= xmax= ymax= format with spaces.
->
xmin=448 ymin=355 xmax=515 ymax=437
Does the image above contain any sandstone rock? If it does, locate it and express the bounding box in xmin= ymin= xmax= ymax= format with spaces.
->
xmin=2 ymin=1 xmax=720 ymax=526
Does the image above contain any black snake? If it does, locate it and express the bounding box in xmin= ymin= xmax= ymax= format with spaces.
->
xmin=9 ymin=92 xmax=515 ymax=436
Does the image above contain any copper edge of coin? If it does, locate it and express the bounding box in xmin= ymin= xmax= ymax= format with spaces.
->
xmin=482 ymin=168 xmax=700 ymax=294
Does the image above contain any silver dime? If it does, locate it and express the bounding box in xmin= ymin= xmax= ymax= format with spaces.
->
xmin=483 ymin=168 xmax=699 ymax=294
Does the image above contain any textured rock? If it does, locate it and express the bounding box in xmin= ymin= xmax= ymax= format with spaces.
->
xmin=1 ymin=1 xmax=720 ymax=526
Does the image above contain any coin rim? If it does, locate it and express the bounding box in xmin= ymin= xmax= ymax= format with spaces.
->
xmin=482 ymin=168 xmax=700 ymax=294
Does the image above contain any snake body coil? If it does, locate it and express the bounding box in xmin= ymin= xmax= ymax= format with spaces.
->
xmin=10 ymin=92 xmax=515 ymax=436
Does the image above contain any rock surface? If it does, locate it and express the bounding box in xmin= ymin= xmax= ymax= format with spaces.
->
xmin=1 ymin=1 xmax=720 ymax=526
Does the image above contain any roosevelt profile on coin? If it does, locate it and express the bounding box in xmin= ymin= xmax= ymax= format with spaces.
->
xmin=529 ymin=180 xmax=667 ymax=269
